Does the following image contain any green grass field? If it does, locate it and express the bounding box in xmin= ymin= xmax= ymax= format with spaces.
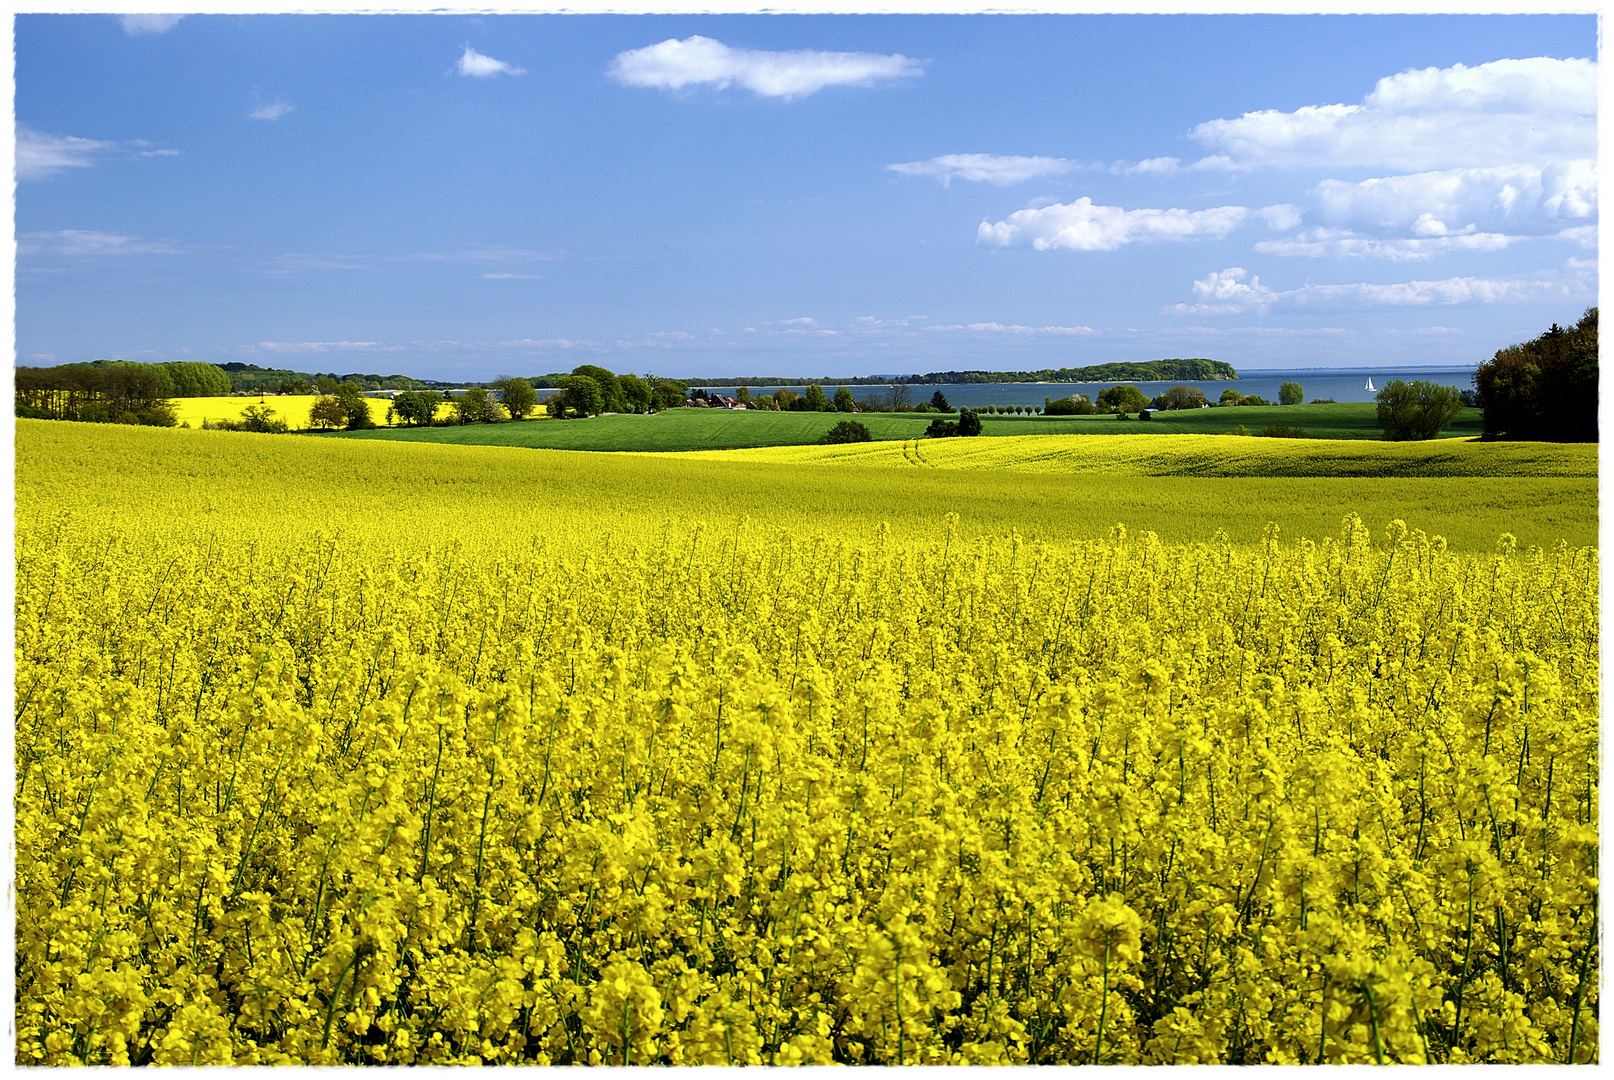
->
xmin=331 ymin=402 xmax=1483 ymax=453
xmin=17 ymin=419 xmax=1595 ymax=553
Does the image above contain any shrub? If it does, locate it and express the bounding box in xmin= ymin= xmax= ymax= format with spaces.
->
xmin=819 ymin=419 xmax=872 ymax=444
xmin=924 ymin=418 xmax=958 ymax=438
xmin=1151 ymin=385 xmax=1208 ymax=411
xmin=1259 ymin=424 xmax=1307 ymax=439
xmin=1096 ymin=384 xmax=1148 ymax=414
xmin=956 ymin=408 xmax=982 ymax=437
xmin=1376 ymin=379 xmax=1466 ymax=441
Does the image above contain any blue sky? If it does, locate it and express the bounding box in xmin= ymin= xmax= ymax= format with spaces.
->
xmin=16 ymin=14 xmax=1598 ymax=379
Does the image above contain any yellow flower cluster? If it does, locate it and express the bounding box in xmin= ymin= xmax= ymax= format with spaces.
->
xmin=15 ymin=513 xmax=1597 ymax=1064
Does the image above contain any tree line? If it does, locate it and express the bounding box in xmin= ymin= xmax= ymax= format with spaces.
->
xmin=1473 ymin=307 xmax=1597 ymax=442
xmin=14 ymin=361 xmax=233 ymax=426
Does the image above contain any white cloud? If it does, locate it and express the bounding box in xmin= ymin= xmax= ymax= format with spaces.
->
xmin=978 ymin=197 xmax=1251 ymax=251
xmin=779 ymin=317 xmax=818 ymax=326
xmin=1310 ymin=162 xmax=1596 ymax=238
xmin=1255 ymin=227 xmax=1518 ymax=261
xmin=1115 ymin=157 xmax=1182 ymax=175
xmin=1558 ymin=225 xmax=1597 ymax=249
xmin=1190 ymin=57 xmax=1595 ymax=172
xmin=17 ymin=127 xmax=116 ymax=180
xmin=457 ymin=45 xmax=525 ymax=78
xmin=609 ymin=36 xmax=922 ymax=100
xmin=1176 ymin=266 xmax=1578 ymax=315
xmin=256 ymin=341 xmax=395 ymax=353
xmin=18 ymin=127 xmax=179 ymax=180
xmin=888 ymin=153 xmax=1080 ymax=186
xmin=1258 ymin=204 xmax=1304 ymax=230
xmin=119 ymin=15 xmax=183 ymax=36
xmin=18 ymin=230 xmax=182 ymax=256
xmin=249 ymin=102 xmax=296 ymax=121
xmin=928 ymin=322 xmax=1095 ymax=335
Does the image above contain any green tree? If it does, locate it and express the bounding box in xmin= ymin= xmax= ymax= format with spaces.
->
xmin=554 ymin=375 xmax=604 ymax=419
xmin=314 ymin=376 xmax=340 ymax=396
xmin=649 ymin=378 xmax=688 ymax=411
xmin=1474 ymin=308 xmax=1597 ymax=441
xmin=335 ymin=382 xmax=373 ymax=429
xmin=1278 ymin=381 xmax=1304 ymax=406
xmin=834 ymin=386 xmax=856 ymax=412
xmin=956 ymin=407 xmax=982 ymax=437
xmin=618 ymin=374 xmax=652 ymax=414
xmin=929 ymin=389 xmax=950 ymax=412
xmin=161 ymin=362 xmax=231 ymax=398
xmin=819 ymin=419 xmax=872 ymax=444
xmin=804 ymin=384 xmax=830 ymax=412
xmin=238 ymin=405 xmax=289 ymax=433
xmin=571 ymin=365 xmax=623 ymax=412
xmin=1096 ymin=384 xmax=1148 ymax=414
xmin=492 ymin=377 xmax=538 ymax=421
xmin=309 ymin=396 xmax=345 ymax=430
xmin=1152 ymin=385 xmax=1208 ymax=411
xmin=1376 ymin=379 xmax=1467 ymax=441
xmin=390 ymin=390 xmax=442 ymax=427
xmin=451 ymin=387 xmax=501 ymax=424
xmin=1219 ymin=388 xmax=1243 ymax=406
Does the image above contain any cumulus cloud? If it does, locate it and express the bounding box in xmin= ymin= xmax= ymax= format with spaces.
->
xmin=1189 ymin=56 xmax=1595 ymax=172
xmin=1176 ymin=266 xmax=1576 ymax=315
xmin=119 ymin=14 xmax=184 ymax=36
xmin=18 ymin=230 xmax=182 ymax=256
xmin=1310 ymin=162 xmax=1596 ymax=239
xmin=1255 ymin=228 xmax=1518 ymax=262
xmin=888 ymin=154 xmax=1081 ymax=186
xmin=457 ymin=45 xmax=525 ymax=78
xmin=978 ymin=197 xmax=1252 ymax=251
xmin=609 ymin=36 xmax=922 ymax=99
xmin=249 ymin=102 xmax=296 ymax=121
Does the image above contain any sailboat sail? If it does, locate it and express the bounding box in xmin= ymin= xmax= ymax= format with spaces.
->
xmin=1365 ymin=377 xmax=1375 ymax=392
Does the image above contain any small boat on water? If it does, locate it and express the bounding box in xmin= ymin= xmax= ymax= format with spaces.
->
xmin=1365 ymin=376 xmax=1376 ymax=392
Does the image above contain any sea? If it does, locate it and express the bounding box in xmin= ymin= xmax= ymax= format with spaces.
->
xmin=697 ymin=366 xmax=1478 ymax=410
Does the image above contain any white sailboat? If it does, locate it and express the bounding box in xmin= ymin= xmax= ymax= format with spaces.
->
xmin=1365 ymin=376 xmax=1376 ymax=392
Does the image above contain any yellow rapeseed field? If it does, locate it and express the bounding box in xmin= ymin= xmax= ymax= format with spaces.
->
xmin=691 ymin=432 xmax=1598 ymax=479
xmin=171 ymin=395 xmax=472 ymax=429
xmin=14 ymin=420 xmax=1599 ymax=1064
